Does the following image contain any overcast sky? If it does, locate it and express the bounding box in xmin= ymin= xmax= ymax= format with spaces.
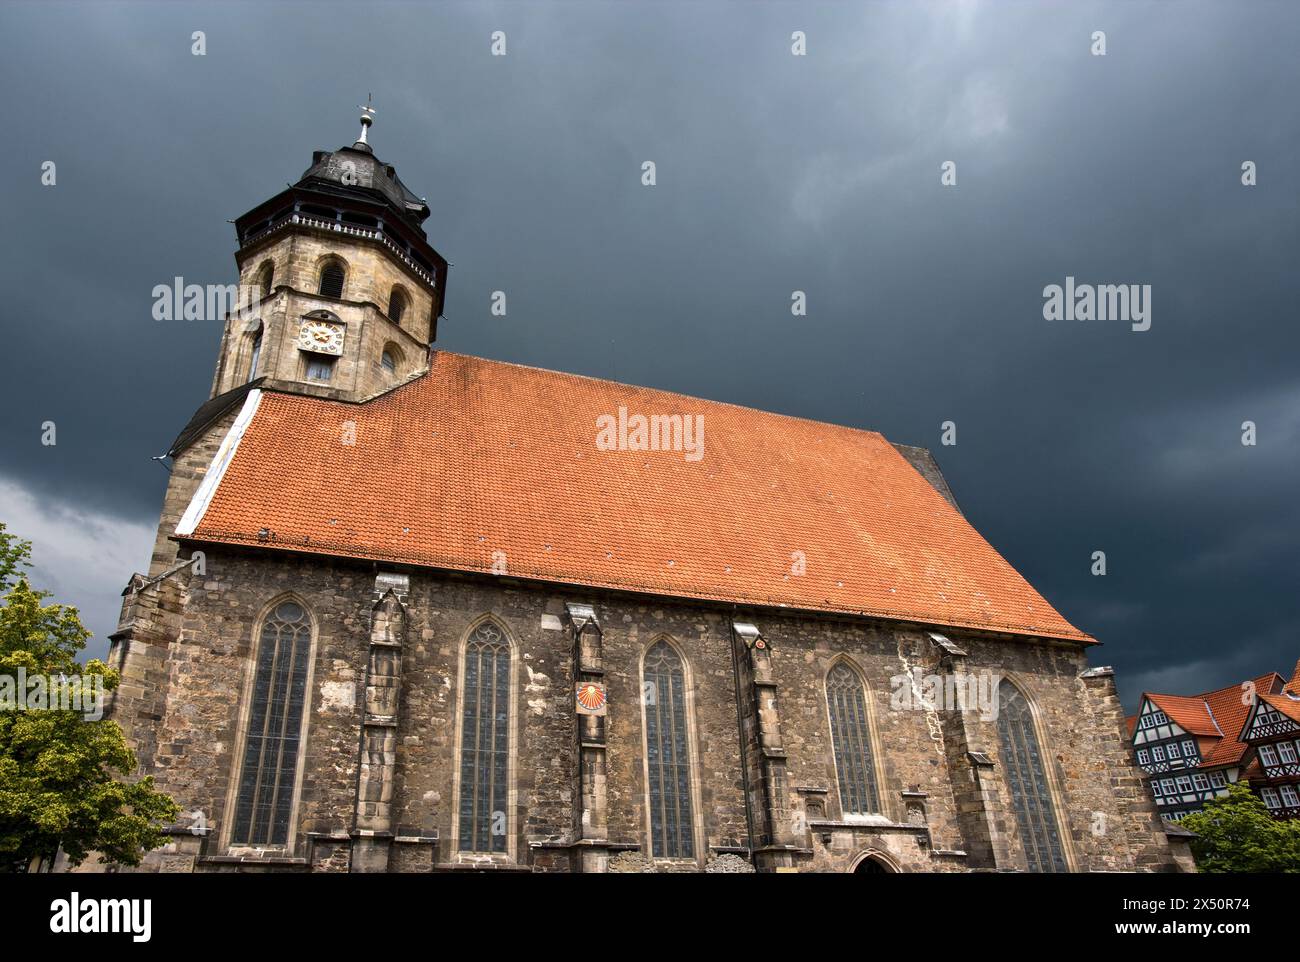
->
xmin=1 ymin=1 xmax=1296 ymax=711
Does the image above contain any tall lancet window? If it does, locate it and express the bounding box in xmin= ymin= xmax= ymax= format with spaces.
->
xmin=642 ymin=640 xmax=695 ymax=858
xmin=457 ymin=620 xmax=512 ymax=854
xmin=996 ymin=679 xmax=1068 ymax=872
xmin=232 ymin=600 xmax=312 ymax=846
xmin=826 ymin=662 xmax=880 ymax=814
xmin=248 ymin=329 xmax=262 ymax=381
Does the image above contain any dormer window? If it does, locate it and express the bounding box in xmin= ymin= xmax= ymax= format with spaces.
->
xmin=319 ymin=262 xmax=346 ymax=299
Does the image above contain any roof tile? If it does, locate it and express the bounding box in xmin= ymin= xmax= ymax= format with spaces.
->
xmin=188 ymin=352 xmax=1093 ymax=642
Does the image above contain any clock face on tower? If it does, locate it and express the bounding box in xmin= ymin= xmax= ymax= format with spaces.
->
xmin=297 ymin=317 xmax=345 ymax=355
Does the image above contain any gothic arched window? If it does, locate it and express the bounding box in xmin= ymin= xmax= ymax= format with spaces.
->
xmin=642 ymin=639 xmax=695 ymax=858
xmin=996 ymin=679 xmax=1068 ymax=872
xmin=457 ymin=620 xmax=513 ymax=854
xmin=232 ymin=599 xmax=312 ymax=846
xmin=318 ymin=261 xmax=345 ymax=299
xmin=826 ymin=662 xmax=881 ymax=815
xmin=256 ymin=262 xmax=274 ymax=297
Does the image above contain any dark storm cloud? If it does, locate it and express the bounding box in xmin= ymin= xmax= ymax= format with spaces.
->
xmin=0 ymin=1 xmax=1296 ymax=705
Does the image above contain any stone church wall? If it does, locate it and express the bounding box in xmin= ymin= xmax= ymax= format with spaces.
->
xmin=114 ymin=546 xmax=1179 ymax=873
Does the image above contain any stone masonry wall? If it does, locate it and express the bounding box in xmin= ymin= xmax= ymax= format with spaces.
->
xmin=126 ymin=545 xmax=1179 ymax=872
xmin=147 ymin=408 xmax=240 ymax=577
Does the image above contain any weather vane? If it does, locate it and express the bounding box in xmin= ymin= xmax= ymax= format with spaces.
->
xmin=357 ymin=93 xmax=376 ymax=145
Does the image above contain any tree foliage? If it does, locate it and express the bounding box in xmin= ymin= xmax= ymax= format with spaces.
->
xmin=1181 ymin=781 xmax=1300 ymax=873
xmin=0 ymin=523 xmax=178 ymax=872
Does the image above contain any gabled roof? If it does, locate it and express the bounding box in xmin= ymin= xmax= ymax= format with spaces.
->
xmin=1145 ymin=693 xmax=1222 ymax=737
xmin=1257 ymin=692 xmax=1300 ymax=726
xmin=180 ymin=351 xmax=1093 ymax=642
xmin=1144 ymin=673 xmax=1285 ymax=768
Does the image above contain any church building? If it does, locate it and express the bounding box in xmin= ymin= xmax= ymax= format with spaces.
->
xmin=103 ymin=110 xmax=1184 ymax=873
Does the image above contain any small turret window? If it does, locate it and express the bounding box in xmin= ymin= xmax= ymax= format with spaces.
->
xmin=388 ymin=287 xmax=408 ymax=324
xmin=318 ymin=262 xmax=346 ymax=299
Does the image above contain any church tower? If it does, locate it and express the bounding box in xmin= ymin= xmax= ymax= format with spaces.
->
xmin=210 ymin=103 xmax=448 ymax=402
xmin=141 ymin=107 xmax=448 ymax=575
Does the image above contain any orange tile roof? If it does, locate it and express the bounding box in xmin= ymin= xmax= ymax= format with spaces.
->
xmin=1126 ymin=715 xmax=1137 ymax=738
xmin=1285 ymin=659 xmax=1300 ymax=697
xmin=1145 ymin=673 xmax=1284 ymax=768
xmin=186 ymin=352 xmax=1093 ymax=642
xmin=1259 ymin=692 xmax=1300 ymax=726
xmin=1146 ymin=693 xmax=1220 ymax=737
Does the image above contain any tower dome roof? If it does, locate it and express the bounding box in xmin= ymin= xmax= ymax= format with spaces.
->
xmin=296 ymin=144 xmax=431 ymax=227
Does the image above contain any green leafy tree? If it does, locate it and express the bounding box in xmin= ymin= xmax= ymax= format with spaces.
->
xmin=1181 ymin=781 xmax=1300 ymax=873
xmin=0 ymin=523 xmax=178 ymax=872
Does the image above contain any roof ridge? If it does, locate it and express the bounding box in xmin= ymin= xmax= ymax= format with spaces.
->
xmin=1203 ymin=698 xmax=1224 ymax=736
xmin=1146 ymin=671 xmax=1282 ymax=703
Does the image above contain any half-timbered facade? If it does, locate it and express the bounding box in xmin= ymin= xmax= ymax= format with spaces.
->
xmin=1239 ymin=661 xmax=1300 ymax=819
xmin=1128 ymin=674 xmax=1282 ymax=821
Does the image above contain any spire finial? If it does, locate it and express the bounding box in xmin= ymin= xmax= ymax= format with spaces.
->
xmin=357 ymin=93 xmax=376 ymax=145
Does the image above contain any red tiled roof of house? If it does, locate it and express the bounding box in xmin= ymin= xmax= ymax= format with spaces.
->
xmin=185 ymin=351 xmax=1093 ymax=642
xmin=1259 ymin=692 xmax=1300 ymax=726
xmin=1146 ymin=673 xmax=1284 ymax=768
xmin=1285 ymin=658 xmax=1300 ymax=697
xmin=1146 ymin=693 xmax=1220 ymax=737
xmin=1126 ymin=715 xmax=1137 ymax=738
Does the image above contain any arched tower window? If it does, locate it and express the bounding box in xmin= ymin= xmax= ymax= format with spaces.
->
xmin=387 ymin=286 xmax=408 ymax=324
xmin=826 ymin=662 xmax=881 ymax=815
xmin=247 ymin=327 xmax=263 ymax=381
xmin=457 ymin=620 xmax=513 ymax=854
xmin=256 ymin=262 xmax=274 ymax=297
xmin=380 ymin=342 xmax=402 ymax=374
xmin=996 ymin=679 xmax=1068 ymax=872
xmin=642 ymin=639 xmax=695 ymax=858
xmin=318 ymin=261 xmax=346 ymax=299
xmin=232 ymin=599 xmax=313 ymax=846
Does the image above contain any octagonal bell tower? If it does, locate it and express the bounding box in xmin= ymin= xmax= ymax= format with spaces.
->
xmin=211 ymin=104 xmax=449 ymax=403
